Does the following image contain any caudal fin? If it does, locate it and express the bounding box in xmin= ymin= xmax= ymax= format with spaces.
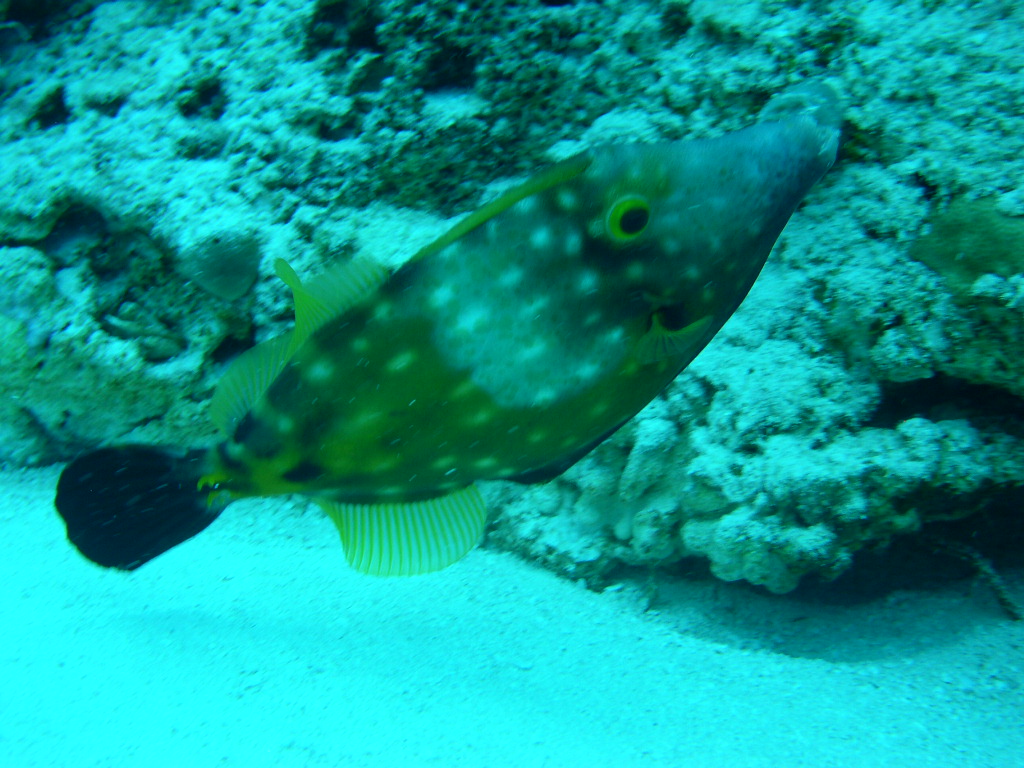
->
xmin=55 ymin=446 xmax=224 ymax=570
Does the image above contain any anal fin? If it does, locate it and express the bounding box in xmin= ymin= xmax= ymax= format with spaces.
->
xmin=316 ymin=485 xmax=487 ymax=576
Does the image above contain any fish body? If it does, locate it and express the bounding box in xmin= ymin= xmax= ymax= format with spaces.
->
xmin=55 ymin=83 xmax=841 ymax=575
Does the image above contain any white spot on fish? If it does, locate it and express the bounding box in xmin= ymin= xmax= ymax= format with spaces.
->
xmin=305 ymin=358 xmax=334 ymax=384
xmin=516 ymin=196 xmax=538 ymax=215
xmin=528 ymin=429 xmax=548 ymax=444
xmin=603 ymin=327 xmax=625 ymax=346
xmin=429 ymin=284 xmax=455 ymax=309
xmin=556 ymin=189 xmax=578 ymax=211
xmin=521 ymin=340 xmax=549 ymax=361
xmin=373 ymin=455 xmax=400 ymax=471
xmin=626 ymin=262 xmax=645 ymax=282
xmin=564 ymin=230 xmax=583 ymax=256
xmin=432 ymin=455 xmax=457 ymax=471
xmin=386 ymin=350 xmax=417 ymax=372
xmin=466 ymin=409 xmax=497 ymax=426
xmin=474 ymin=456 xmax=499 ymax=469
xmin=532 ymin=387 xmax=557 ymax=406
xmin=451 ymin=380 xmax=477 ymax=399
xmin=498 ymin=267 xmax=524 ymax=287
xmin=277 ymin=415 xmax=295 ymax=433
xmin=342 ymin=410 xmax=382 ymax=432
xmin=577 ymin=270 xmax=598 ymax=294
xmin=524 ymin=295 xmax=551 ymax=316
xmin=529 ymin=227 xmax=553 ymax=250
xmin=455 ymin=305 xmax=489 ymax=334
xmin=351 ymin=337 xmax=370 ymax=353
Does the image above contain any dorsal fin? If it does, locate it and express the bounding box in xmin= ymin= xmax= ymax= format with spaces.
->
xmin=408 ymin=150 xmax=594 ymax=264
xmin=209 ymin=332 xmax=294 ymax=435
xmin=274 ymin=257 xmax=390 ymax=353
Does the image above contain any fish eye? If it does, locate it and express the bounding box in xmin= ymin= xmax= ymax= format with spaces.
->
xmin=606 ymin=195 xmax=651 ymax=242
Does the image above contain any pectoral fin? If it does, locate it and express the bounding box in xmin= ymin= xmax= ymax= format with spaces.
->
xmin=635 ymin=313 xmax=713 ymax=365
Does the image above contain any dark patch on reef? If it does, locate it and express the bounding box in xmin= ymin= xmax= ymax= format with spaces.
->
xmin=6 ymin=203 xmax=220 ymax=363
xmin=84 ymin=91 xmax=127 ymax=118
xmin=422 ymin=43 xmax=478 ymax=92
xmin=910 ymin=197 xmax=1024 ymax=296
xmin=868 ymin=374 xmax=1024 ymax=436
xmin=802 ymin=489 xmax=1024 ymax=601
xmin=604 ymin=498 xmax=1023 ymax=659
xmin=177 ymin=74 xmax=228 ymax=121
xmin=211 ymin=326 xmax=257 ymax=366
xmin=28 ymin=85 xmax=70 ymax=129
xmin=305 ymin=0 xmax=383 ymax=56
xmin=663 ymin=488 xmax=1024 ymax=608
xmin=4 ymin=0 xmax=103 ymax=40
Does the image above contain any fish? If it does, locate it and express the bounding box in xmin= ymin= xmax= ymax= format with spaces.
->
xmin=55 ymin=81 xmax=841 ymax=576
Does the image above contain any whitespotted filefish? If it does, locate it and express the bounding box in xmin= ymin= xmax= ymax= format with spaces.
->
xmin=55 ymin=82 xmax=842 ymax=575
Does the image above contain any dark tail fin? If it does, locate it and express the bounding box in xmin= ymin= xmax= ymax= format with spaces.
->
xmin=55 ymin=446 xmax=225 ymax=570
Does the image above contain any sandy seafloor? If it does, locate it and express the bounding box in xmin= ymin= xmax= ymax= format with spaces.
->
xmin=3 ymin=467 xmax=1022 ymax=767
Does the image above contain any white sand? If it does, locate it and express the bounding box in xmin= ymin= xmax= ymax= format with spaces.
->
xmin=3 ymin=467 xmax=1021 ymax=767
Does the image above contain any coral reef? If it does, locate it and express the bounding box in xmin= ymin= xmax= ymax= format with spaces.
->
xmin=1 ymin=0 xmax=1021 ymax=589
